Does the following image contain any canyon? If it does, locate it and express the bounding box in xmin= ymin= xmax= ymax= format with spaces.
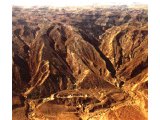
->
xmin=12 ymin=5 xmax=148 ymax=120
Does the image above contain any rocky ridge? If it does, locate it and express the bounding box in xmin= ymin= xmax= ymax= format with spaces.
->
xmin=12 ymin=6 xmax=148 ymax=120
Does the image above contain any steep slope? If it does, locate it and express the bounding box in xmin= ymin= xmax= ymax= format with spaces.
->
xmin=13 ymin=22 xmax=115 ymax=97
xmin=12 ymin=6 xmax=148 ymax=120
xmin=100 ymin=22 xmax=148 ymax=82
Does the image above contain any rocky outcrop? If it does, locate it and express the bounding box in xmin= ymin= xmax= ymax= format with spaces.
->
xmin=12 ymin=6 xmax=148 ymax=120
xmin=100 ymin=22 xmax=148 ymax=81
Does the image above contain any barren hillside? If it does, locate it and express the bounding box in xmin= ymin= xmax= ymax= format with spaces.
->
xmin=12 ymin=5 xmax=148 ymax=120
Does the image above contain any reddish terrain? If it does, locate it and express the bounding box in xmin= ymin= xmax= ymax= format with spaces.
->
xmin=12 ymin=5 xmax=148 ymax=120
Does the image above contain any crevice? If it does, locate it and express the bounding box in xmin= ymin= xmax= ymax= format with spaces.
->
xmin=113 ymin=31 xmax=125 ymax=69
xmin=13 ymin=55 xmax=30 ymax=83
xmin=79 ymin=30 xmax=116 ymax=77
xmin=131 ymin=57 xmax=148 ymax=78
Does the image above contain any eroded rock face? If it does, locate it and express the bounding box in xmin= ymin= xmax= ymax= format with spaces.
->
xmin=100 ymin=22 xmax=148 ymax=80
xmin=12 ymin=5 xmax=148 ymax=120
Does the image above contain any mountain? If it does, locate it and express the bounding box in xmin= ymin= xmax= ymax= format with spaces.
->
xmin=12 ymin=5 xmax=148 ymax=120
